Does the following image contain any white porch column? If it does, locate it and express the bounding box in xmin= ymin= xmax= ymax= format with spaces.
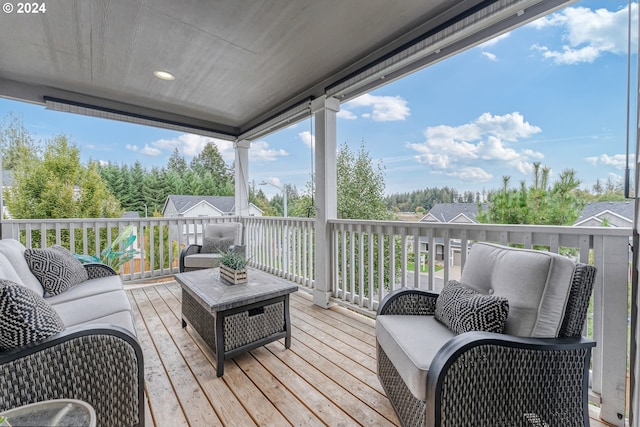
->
xmin=234 ymin=140 xmax=251 ymax=217
xmin=311 ymin=95 xmax=340 ymax=308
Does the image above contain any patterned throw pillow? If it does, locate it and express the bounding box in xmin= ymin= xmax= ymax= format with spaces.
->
xmin=435 ymin=280 xmax=509 ymax=335
xmin=201 ymin=238 xmax=235 ymax=254
xmin=24 ymin=245 xmax=89 ymax=296
xmin=0 ymin=279 xmax=65 ymax=350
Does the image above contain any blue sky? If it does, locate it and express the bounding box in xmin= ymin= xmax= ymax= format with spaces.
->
xmin=0 ymin=0 xmax=636 ymax=199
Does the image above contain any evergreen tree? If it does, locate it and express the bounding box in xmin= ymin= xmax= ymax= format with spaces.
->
xmin=477 ymin=165 xmax=583 ymax=226
xmin=5 ymin=134 xmax=121 ymax=219
xmin=0 ymin=113 xmax=39 ymax=171
xmin=142 ymin=167 xmax=168 ymax=214
xmin=128 ymin=161 xmax=147 ymax=214
xmin=190 ymin=141 xmax=233 ymax=194
xmin=337 ymin=142 xmax=390 ymax=220
xmin=167 ymin=148 xmax=188 ymax=174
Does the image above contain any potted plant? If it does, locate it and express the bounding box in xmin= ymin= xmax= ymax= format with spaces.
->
xmin=219 ymin=249 xmax=248 ymax=285
xmin=74 ymin=225 xmax=140 ymax=273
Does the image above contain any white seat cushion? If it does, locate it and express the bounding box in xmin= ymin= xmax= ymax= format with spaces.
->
xmin=44 ymin=274 xmax=124 ymax=305
xmin=72 ymin=310 xmax=137 ymax=336
xmin=184 ymin=253 xmax=222 ymax=269
xmin=376 ymin=315 xmax=455 ymax=401
xmin=50 ymin=290 xmax=133 ymax=328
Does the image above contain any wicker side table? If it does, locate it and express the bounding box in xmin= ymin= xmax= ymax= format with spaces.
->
xmin=176 ymin=267 xmax=298 ymax=377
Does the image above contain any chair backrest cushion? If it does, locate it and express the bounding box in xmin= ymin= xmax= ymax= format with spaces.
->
xmin=459 ymin=242 xmax=575 ymax=337
xmin=201 ymin=222 xmax=242 ymax=254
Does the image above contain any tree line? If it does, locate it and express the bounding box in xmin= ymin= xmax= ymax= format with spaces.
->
xmin=0 ymin=113 xmax=628 ymax=227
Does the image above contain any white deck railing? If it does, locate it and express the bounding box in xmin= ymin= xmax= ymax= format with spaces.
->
xmin=2 ymin=216 xmax=631 ymax=425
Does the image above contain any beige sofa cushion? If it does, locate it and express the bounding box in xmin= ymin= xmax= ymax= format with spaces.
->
xmin=376 ymin=315 xmax=455 ymax=401
xmin=45 ymin=274 xmax=124 ymax=305
xmin=50 ymin=290 xmax=133 ymax=330
xmin=0 ymin=239 xmax=44 ymax=296
xmin=460 ymin=242 xmax=575 ymax=337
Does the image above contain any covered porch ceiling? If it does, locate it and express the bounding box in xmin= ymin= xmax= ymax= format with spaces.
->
xmin=0 ymin=0 xmax=574 ymax=140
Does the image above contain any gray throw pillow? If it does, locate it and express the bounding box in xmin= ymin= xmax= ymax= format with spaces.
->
xmin=24 ymin=245 xmax=89 ymax=296
xmin=435 ymin=280 xmax=509 ymax=335
xmin=0 ymin=279 xmax=65 ymax=350
xmin=201 ymin=238 xmax=235 ymax=254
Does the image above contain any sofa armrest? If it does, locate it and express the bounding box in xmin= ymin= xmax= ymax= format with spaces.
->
xmin=0 ymin=325 xmax=144 ymax=427
xmin=427 ymin=332 xmax=595 ymax=427
xmin=83 ymin=262 xmax=118 ymax=279
xmin=179 ymin=244 xmax=202 ymax=272
xmin=377 ymin=287 xmax=438 ymax=316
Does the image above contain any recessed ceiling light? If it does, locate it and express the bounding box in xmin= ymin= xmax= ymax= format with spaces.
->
xmin=154 ymin=70 xmax=175 ymax=81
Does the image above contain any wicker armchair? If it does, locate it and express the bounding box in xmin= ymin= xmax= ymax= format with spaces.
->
xmin=179 ymin=222 xmax=244 ymax=272
xmin=376 ymin=243 xmax=597 ymax=427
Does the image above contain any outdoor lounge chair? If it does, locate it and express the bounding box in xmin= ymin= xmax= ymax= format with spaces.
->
xmin=179 ymin=222 xmax=244 ymax=272
xmin=376 ymin=242 xmax=597 ymax=426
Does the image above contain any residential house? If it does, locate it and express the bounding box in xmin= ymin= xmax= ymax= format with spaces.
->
xmin=574 ymin=201 xmax=633 ymax=227
xmin=163 ymin=195 xmax=263 ymax=243
xmin=418 ymin=203 xmax=485 ymax=266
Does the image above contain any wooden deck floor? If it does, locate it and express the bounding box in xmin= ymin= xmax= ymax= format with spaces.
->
xmin=127 ymin=281 xmax=611 ymax=427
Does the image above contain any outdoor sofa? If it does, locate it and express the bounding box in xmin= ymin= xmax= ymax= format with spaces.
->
xmin=0 ymin=238 xmax=144 ymax=427
xmin=376 ymin=241 xmax=597 ymax=426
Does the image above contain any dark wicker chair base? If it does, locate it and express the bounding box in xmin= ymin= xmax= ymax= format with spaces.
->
xmin=0 ymin=327 xmax=144 ymax=427
xmin=378 ymin=337 xmax=594 ymax=427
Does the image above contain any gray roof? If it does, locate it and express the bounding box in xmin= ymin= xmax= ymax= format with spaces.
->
xmin=421 ymin=203 xmax=486 ymax=223
xmin=574 ymin=201 xmax=634 ymax=225
xmin=167 ymin=195 xmax=236 ymax=215
xmin=122 ymin=211 xmax=140 ymax=219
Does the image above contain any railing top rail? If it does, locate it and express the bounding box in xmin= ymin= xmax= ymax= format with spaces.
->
xmin=328 ymin=218 xmax=632 ymax=237
xmin=3 ymin=216 xmax=242 ymax=224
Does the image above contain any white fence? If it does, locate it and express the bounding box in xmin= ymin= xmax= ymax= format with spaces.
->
xmin=2 ymin=216 xmax=631 ymax=425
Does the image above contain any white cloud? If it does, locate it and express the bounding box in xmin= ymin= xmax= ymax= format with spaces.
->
xmin=152 ymin=134 xmax=220 ymax=157
xmin=479 ymin=32 xmax=510 ymax=48
xmin=337 ymin=110 xmax=357 ymax=120
xmin=140 ymin=144 xmax=162 ymax=156
xmin=481 ymin=51 xmax=497 ymax=61
xmin=585 ymin=153 xmax=631 ymax=170
xmin=531 ymin=4 xmax=637 ymax=64
xmin=249 ymin=140 xmax=289 ymax=162
xmin=450 ymin=167 xmax=494 ymax=182
xmin=147 ymin=133 xmax=287 ymax=162
xmin=407 ymin=112 xmax=542 ymax=182
xmin=342 ymin=93 xmax=410 ymax=122
xmin=299 ymin=131 xmax=315 ymax=149
xmin=126 ymin=144 xmax=138 ymax=152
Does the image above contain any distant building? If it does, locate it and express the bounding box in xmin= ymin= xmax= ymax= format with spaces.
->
xmin=574 ymin=201 xmax=633 ymax=227
xmin=162 ymin=195 xmax=263 ymax=218
xmin=419 ymin=202 xmax=485 ymax=224
xmin=417 ymin=203 xmax=486 ymax=267
xmin=121 ymin=211 xmax=140 ymax=219
xmin=162 ymin=195 xmax=263 ymax=244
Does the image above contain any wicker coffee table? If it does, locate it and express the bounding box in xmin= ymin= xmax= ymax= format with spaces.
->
xmin=176 ymin=267 xmax=298 ymax=377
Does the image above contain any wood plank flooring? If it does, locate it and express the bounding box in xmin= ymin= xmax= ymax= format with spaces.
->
xmin=127 ymin=281 xmax=611 ymax=427
xmin=128 ymin=281 xmax=397 ymax=427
